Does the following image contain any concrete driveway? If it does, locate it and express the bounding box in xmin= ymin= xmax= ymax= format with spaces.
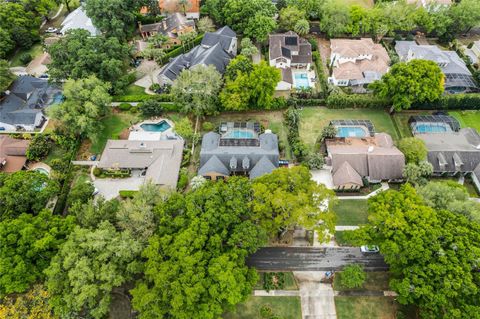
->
xmin=294 ymin=271 xmax=337 ymax=319
xmin=93 ymin=177 xmax=145 ymax=200
xmin=311 ymin=167 xmax=334 ymax=189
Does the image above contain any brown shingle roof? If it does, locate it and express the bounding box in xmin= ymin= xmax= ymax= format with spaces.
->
xmin=0 ymin=136 xmax=30 ymax=173
xmin=332 ymin=161 xmax=363 ymax=187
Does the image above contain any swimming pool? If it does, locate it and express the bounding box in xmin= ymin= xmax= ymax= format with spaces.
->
xmin=336 ymin=126 xmax=367 ymax=138
xmin=140 ymin=120 xmax=171 ymax=132
xmin=293 ymin=73 xmax=310 ymax=89
xmin=34 ymin=167 xmax=49 ymax=176
xmin=223 ymin=129 xmax=255 ymax=139
xmin=413 ymin=123 xmax=450 ymax=134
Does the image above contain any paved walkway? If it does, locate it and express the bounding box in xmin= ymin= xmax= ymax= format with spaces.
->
xmin=294 ymin=272 xmax=337 ymax=319
xmin=252 ymin=44 xmax=261 ymax=64
xmin=72 ymin=161 xmax=99 ymax=166
xmin=334 ymin=226 xmax=359 ymax=231
xmin=337 ymin=182 xmax=389 ymax=200
xmin=254 ymin=290 xmax=300 ymax=296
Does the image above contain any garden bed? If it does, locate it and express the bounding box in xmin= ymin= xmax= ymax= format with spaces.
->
xmin=255 ymin=272 xmax=298 ymax=291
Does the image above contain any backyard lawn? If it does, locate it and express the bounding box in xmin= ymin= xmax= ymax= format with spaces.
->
xmin=205 ymin=110 xmax=291 ymax=160
xmin=223 ymin=296 xmax=302 ymax=319
xmin=9 ymin=43 xmax=44 ymax=67
xmin=450 ymin=111 xmax=480 ymax=132
xmin=335 ymin=297 xmax=399 ymax=319
xmin=391 ymin=111 xmax=433 ymax=139
xmin=299 ymin=107 xmax=399 ymax=149
xmin=90 ymin=112 xmax=139 ymax=154
xmin=334 ymin=199 xmax=369 ymax=225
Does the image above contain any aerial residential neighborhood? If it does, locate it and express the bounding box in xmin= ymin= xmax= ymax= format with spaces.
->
xmin=1 ymin=0 xmax=480 ymax=319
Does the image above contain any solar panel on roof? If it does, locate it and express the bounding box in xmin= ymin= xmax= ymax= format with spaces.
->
xmin=285 ymin=37 xmax=298 ymax=46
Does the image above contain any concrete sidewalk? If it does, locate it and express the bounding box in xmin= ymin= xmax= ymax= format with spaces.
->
xmin=337 ymin=182 xmax=389 ymax=200
xmin=254 ymin=290 xmax=300 ymax=296
xmin=294 ymin=271 xmax=337 ymax=319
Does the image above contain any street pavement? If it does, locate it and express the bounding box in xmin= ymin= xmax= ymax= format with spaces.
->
xmin=246 ymin=247 xmax=388 ymax=271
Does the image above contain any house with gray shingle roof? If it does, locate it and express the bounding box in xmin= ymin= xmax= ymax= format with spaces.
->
xmin=0 ymin=76 xmax=59 ymax=132
xmin=198 ymin=122 xmax=279 ymax=180
xmin=395 ymin=41 xmax=478 ymax=93
xmin=415 ymin=128 xmax=480 ymax=176
xmin=157 ymin=26 xmax=237 ymax=85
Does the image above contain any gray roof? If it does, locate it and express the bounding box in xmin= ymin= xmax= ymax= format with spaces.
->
xmin=60 ymin=6 xmax=100 ymax=36
xmin=97 ymin=139 xmax=184 ymax=188
xmin=199 ymin=131 xmax=279 ymax=179
xmin=416 ymin=128 xmax=480 ymax=172
xmin=0 ymin=76 xmax=56 ymax=126
xmin=159 ymin=26 xmax=236 ymax=82
xmin=395 ymin=41 xmax=478 ymax=91
xmin=140 ymin=13 xmax=195 ymax=36
xmin=269 ymin=31 xmax=312 ymax=64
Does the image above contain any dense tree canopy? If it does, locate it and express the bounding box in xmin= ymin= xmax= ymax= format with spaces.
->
xmin=369 ymin=60 xmax=444 ymax=111
xmin=48 ymin=76 xmax=112 ymax=142
xmin=252 ymin=166 xmax=336 ymax=240
xmin=0 ymin=60 xmax=15 ymax=92
xmin=45 ymin=222 xmax=143 ymax=319
xmin=358 ymin=185 xmax=480 ymax=318
xmin=397 ymin=137 xmax=428 ymax=164
xmin=47 ymin=29 xmax=131 ymax=93
xmin=0 ymin=171 xmax=59 ymax=220
xmin=220 ymin=59 xmax=280 ymax=111
xmin=402 ymin=161 xmax=433 ymax=186
xmin=85 ymin=0 xmax=140 ymax=39
xmin=172 ymin=65 xmax=223 ymax=116
xmin=131 ymin=177 xmax=267 ymax=319
xmin=279 ymin=6 xmax=306 ymax=31
xmin=0 ymin=211 xmax=75 ymax=296
xmin=0 ymin=284 xmax=57 ymax=319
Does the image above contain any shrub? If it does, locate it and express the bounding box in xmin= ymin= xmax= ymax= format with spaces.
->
xmin=308 ymin=37 xmax=318 ymax=51
xmin=260 ymin=306 xmax=273 ymax=318
xmin=139 ymin=100 xmax=164 ymax=117
xmin=177 ymin=168 xmax=189 ymax=191
xmin=312 ymin=51 xmax=329 ymax=98
xmin=26 ymin=134 xmax=51 ymax=161
xmin=93 ymin=167 xmax=102 ymax=177
xmin=326 ymin=94 xmax=390 ymax=109
xmin=119 ymin=190 xmax=138 ymax=199
xmin=175 ymin=117 xmax=194 ymax=140
xmin=67 ymin=182 xmax=94 ymax=208
xmin=303 ymin=152 xmax=324 ymax=169
xmin=202 ymin=121 xmax=215 ymax=131
xmin=19 ymin=53 xmax=32 ymax=65
xmin=269 ymin=97 xmax=288 ymax=109
xmin=340 ymin=264 xmax=366 ymax=289
xmin=118 ymin=103 xmax=132 ymax=111
xmin=149 ymin=83 xmax=161 ymax=92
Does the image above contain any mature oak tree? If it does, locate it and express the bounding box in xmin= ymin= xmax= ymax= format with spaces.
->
xmin=357 ymin=185 xmax=480 ymax=318
xmin=0 ymin=211 xmax=75 ymax=296
xmin=130 ymin=177 xmax=267 ymax=319
xmin=369 ymin=60 xmax=444 ymax=111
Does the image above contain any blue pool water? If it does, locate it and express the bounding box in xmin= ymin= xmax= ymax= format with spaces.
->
xmin=414 ymin=124 xmax=449 ymax=134
xmin=223 ymin=129 xmax=255 ymax=138
xmin=34 ymin=167 xmax=50 ymax=176
xmin=140 ymin=120 xmax=171 ymax=132
xmin=52 ymin=93 xmax=64 ymax=104
xmin=337 ymin=126 xmax=367 ymax=138
xmin=294 ymin=73 xmax=310 ymax=88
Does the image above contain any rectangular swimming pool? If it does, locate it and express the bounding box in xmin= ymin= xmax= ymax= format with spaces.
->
xmin=293 ymin=73 xmax=310 ymax=89
xmin=336 ymin=126 xmax=367 ymax=138
xmin=223 ymin=129 xmax=255 ymax=139
xmin=413 ymin=123 xmax=449 ymax=134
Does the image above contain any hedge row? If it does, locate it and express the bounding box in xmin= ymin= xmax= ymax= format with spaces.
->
xmin=326 ymin=94 xmax=390 ymax=109
xmin=411 ymin=93 xmax=480 ymax=110
xmin=312 ymin=51 xmax=329 ymax=98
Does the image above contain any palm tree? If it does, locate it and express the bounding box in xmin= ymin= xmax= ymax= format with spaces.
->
xmin=294 ymin=19 xmax=310 ymax=36
xmin=178 ymin=0 xmax=190 ymax=16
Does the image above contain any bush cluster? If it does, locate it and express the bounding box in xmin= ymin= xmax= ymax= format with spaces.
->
xmin=326 ymin=94 xmax=390 ymax=109
xmin=284 ymin=108 xmax=309 ymax=161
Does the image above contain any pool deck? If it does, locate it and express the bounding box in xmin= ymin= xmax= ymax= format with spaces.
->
xmin=129 ymin=118 xmax=177 ymax=141
xmin=28 ymin=162 xmax=52 ymax=174
xmin=292 ymin=69 xmax=316 ymax=89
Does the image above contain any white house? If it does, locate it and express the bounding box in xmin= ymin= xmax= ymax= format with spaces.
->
xmin=328 ymin=38 xmax=390 ymax=90
xmin=269 ymin=31 xmax=313 ymax=91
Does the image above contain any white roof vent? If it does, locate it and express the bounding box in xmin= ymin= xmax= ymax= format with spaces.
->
xmin=368 ymin=146 xmax=374 ymax=153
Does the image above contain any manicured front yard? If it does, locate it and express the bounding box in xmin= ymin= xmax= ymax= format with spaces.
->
xmin=450 ymin=110 xmax=480 ymax=132
xmin=334 ymin=272 xmax=391 ymax=291
xmin=223 ymin=296 xmax=302 ymax=319
xmin=335 ymin=296 xmax=398 ymax=319
xmin=255 ymin=272 xmax=298 ymax=290
xmin=205 ymin=110 xmax=291 ymax=160
xmin=90 ymin=112 xmax=139 ymax=154
xmin=299 ymin=107 xmax=399 ymax=149
xmin=334 ymin=199 xmax=369 ymax=225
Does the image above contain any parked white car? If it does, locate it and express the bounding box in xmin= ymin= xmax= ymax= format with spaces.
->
xmin=45 ymin=27 xmax=58 ymax=33
xmin=360 ymin=245 xmax=380 ymax=253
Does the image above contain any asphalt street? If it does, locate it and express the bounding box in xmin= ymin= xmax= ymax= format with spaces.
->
xmin=246 ymin=247 xmax=388 ymax=271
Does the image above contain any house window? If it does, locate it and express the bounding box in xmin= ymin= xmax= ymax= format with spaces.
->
xmin=216 ymin=176 xmax=225 ymax=180
xmin=204 ymin=176 xmax=212 ymax=180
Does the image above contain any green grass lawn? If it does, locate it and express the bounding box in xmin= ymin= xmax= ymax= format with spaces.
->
xmin=299 ymin=107 xmax=399 ymax=149
xmin=44 ymin=144 xmax=69 ymax=166
xmin=334 ymin=199 xmax=369 ymax=225
xmin=255 ymin=272 xmax=298 ymax=290
xmin=205 ymin=110 xmax=291 ymax=160
xmin=335 ymin=297 xmax=399 ymax=319
xmin=223 ymin=296 xmax=302 ymax=319
xmin=9 ymin=43 xmax=44 ymax=67
xmin=391 ymin=111 xmax=432 ymax=139
xmin=334 ymin=272 xmax=391 ymax=291
xmin=90 ymin=112 xmax=139 ymax=154
xmin=450 ymin=111 xmax=480 ymax=132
